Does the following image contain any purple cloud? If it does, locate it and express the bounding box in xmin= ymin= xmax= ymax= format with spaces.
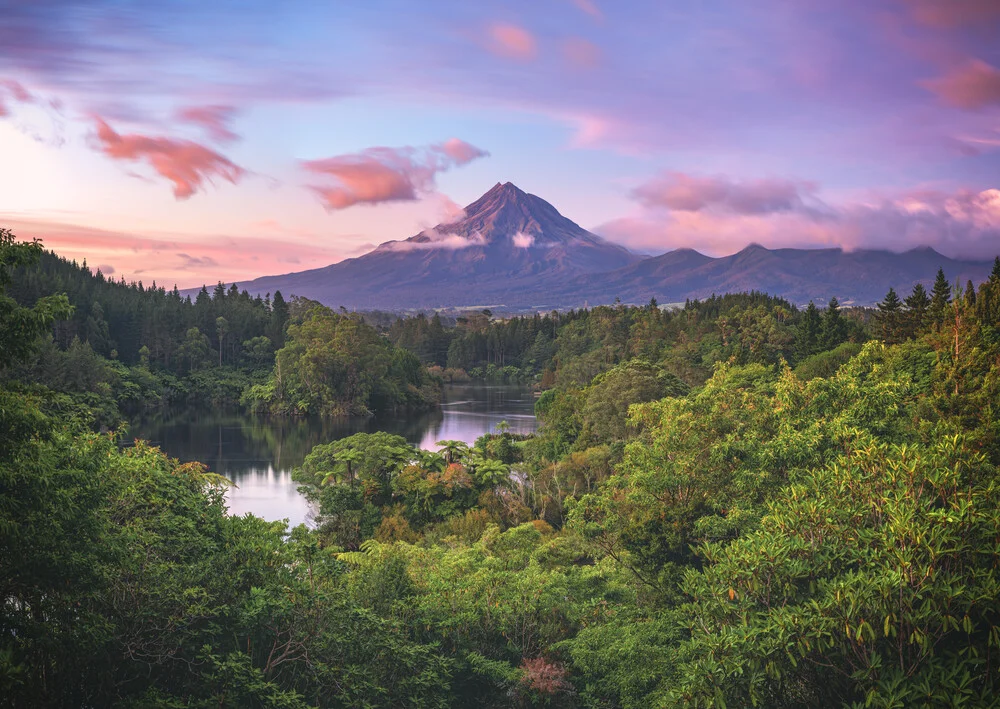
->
xmin=606 ymin=176 xmax=1000 ymax=259
xmin=486 ymin=23 xmax=538 ymax=61
xmin=901 ymin=0 xmax=1000 ymax=28
xmin=633 ymin=173 xmax=817 ymax=215
xmin=924 ymin=60 xmax=1000 ymax=110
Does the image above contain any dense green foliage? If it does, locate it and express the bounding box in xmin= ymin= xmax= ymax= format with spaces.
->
xmin=5 ymin=230 xmax=1000 ymax=707
xmin=7 ymin=245 xmax=438 ymax=419
xmin=384 ymin=292 xmax=866 ymax=389
xmin=243 ymin=300 xmax=439 ymax=416
xmin=5 ymin=244 xmax=289 ymax=415
xmin=8 ymin=246 xmax=288 ymax=367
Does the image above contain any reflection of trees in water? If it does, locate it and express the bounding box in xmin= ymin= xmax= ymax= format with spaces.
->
xmin=442 ymin=384 xmax=537 ymax=414
xmin=128 ymin=406 xmax=445 ymax=476
xmin=127 ymin=385 xmax=534 ymax=477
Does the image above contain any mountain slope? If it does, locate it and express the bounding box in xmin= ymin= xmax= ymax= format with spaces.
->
xmin=235 ymin=182 xmax=640 ymax=309
xmin=229 ymin=183 xmax=995 ymax=310
xmin=559 ymin=243 xmax=993 ymax=306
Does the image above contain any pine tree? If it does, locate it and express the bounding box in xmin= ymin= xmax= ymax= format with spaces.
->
xmin=269 ymin=290 xmax=289 ymax=348
xmin=795 ymin=301 xmax=821 ymax=360
xmin=965 ymin=280 xmax=977 ymax=309
xmin=820 ymin=297 xmax=847 ymax=350
xmin=877 ymin=287 xmax=903 ymax=343
xmin=929 ymin=268 xmax=951 ymax=324
xmin=981 ymin=258 xmax=1000 ymax=325
xmin=903 ymin=283 xmax=930 ymax=338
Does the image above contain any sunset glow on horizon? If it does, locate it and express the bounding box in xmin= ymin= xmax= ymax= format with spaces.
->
xmin=1 ymin=0 xmax=998 ymax=288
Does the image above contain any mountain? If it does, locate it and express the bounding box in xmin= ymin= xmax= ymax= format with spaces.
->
xmin=229 ymin=183 xmax=996 ymax=310
xmin=232 ymin=182 xmax=641 ymax=310
xmin=559 ymin=243 xmax=993 ymax=306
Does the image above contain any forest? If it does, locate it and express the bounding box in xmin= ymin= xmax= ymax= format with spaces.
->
xmin=4 ymin=236 xmax=438 ymax=423
xmin=4 ymin=226 xmax=1000 ymax=708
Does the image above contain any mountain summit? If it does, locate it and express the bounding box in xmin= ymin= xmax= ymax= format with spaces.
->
xmin=230 ymin=184 xmax=995 ymax=310
xmin=378 ymin=181 xmax=636 ymax=268
xmin=236 ymin=182 xmax=640 ymax=309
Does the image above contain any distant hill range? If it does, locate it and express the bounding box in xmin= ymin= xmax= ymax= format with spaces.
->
xmin=227 ymin=182 xmax=994 ymax=310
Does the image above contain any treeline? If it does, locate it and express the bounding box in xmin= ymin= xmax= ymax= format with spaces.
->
xmin=386 ymin=292 xmax=866 ymax=387
xmin=6 ymin=240 xmax=436 ymax=418
xmin=9 ymin=248 xmax=289 ymax=369
xmin=386 ymin=268 xmax=1000 ymax=393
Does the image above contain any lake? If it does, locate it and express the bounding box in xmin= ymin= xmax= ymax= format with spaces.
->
xmin=127 ymin=383 xmax=538 ymax=527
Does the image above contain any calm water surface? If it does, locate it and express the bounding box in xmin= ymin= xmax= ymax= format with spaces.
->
xmin=128 ymin=384 xmax=537 ymax=527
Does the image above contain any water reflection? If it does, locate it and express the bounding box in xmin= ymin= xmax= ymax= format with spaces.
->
xmin=127 ymin=384 xmax=537 ymax=528
xmin=418 ymin=383 xmax=537 ymax=448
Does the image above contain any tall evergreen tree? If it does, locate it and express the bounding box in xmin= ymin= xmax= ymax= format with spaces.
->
xmin=965 ymin=280 xmax=977 ymax=309
xmin=929 ymin=268 xmax=951 ymax=323
xmin=215 ymin=316 xmax=229 ymax=366
xmin=794 ymin=301 xmax=821 ymax=360
xmin=877 ymin=287 xmax=903 ymax=343
xmin=903 ymin=283 xmax=930 ymax=338
xmin=269 ymin=290 xmax=289 ymax=348
xmin=820 ymin=297 xmax=847 ymax=350
xmin=979 ymin=259 xmax=1000 ymax=325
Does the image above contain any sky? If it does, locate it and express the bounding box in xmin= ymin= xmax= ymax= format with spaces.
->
xmin=0 ymin=0 xmax=998 ymax=288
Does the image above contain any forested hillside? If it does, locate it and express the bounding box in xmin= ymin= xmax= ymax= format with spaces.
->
xmin=384 ymin=292 xmax=867 ymax=387
xmin=5 ymin=239 xmax=437 ymax=419
xmin=4 ymin=229 xmax=1000 ymax=707
xmin=9 ymin=248 xmax=289 ymax=367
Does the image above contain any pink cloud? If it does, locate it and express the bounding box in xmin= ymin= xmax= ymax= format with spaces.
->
xmin=924 ymin=60 xmax=1000 ymax=110
xmin=93 ymin=118 xmax=246 ymax=199
xmin=562 ymin=38 xmax=602 ymax=69
xmin=2 ymin=215 xmax=346 ymax=288
xmin=303 ymin=139 xmax=489 ymax=211
xmin=1 ymin=79 xmax=33 ymax=103
xmin=437 ymin=137 xmax=489 ymax=164
xmin=633 ymin=172 xmax=817 ymax=214
xmin=902 ymin=0 xmax=1000 ymax=28
xmin=0 ymin=78 xmax=36 ymax=116
xmin=487 ymin=23 xmax=538 ymax=61
xmin=176 ymin=104 xmax=239 ymax=142
xmin=604 ymin=181 xmax=1000 ymax=259
xmin=430 ymin=193 xmax=468 ymax=224
xmin=570 ymin=0 xmax=603 ymax=20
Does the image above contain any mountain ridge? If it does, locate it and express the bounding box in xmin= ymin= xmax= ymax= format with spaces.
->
xmin=217 ymin=184 xmax=995 ymax=310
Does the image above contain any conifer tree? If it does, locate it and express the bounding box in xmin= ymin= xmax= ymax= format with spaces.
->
xmin=980 ymin=258 xmax=1000 ymax=325
xmin=929 ymin=268 xmax=951 ymax=323
xmin=820 ymin=297 xmax=847 ymax=350
xmin=903 ymin=283 xmax=930 ymax=338
xmin=877 ymin=287 xmax=903 ymax=343
xmin=794 ymin=301 xmax=821 ymax=360
xmin=269 ymin=290 xmax=289 ymax=348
